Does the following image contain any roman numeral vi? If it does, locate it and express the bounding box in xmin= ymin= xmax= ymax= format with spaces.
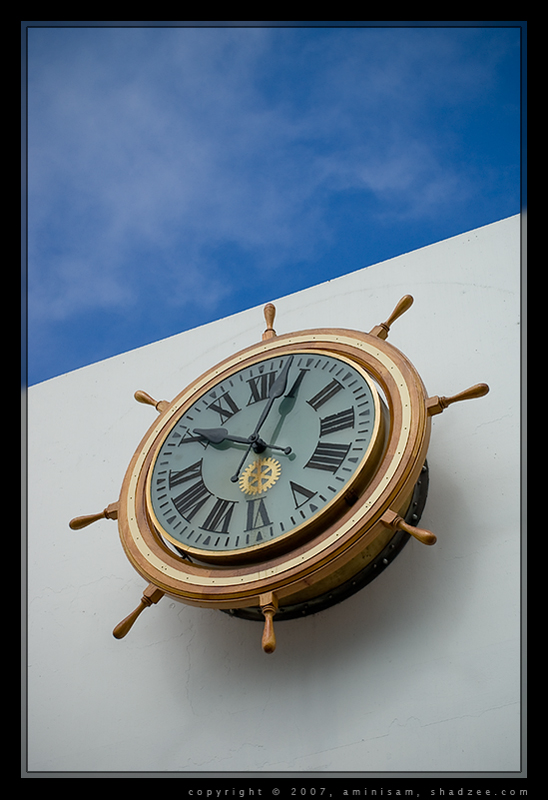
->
xmin=245 ymin=498 xmax=272 ymax=530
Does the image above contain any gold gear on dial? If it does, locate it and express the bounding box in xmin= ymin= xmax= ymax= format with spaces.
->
xmin=239 ymin=457 xmax=282 ymax=495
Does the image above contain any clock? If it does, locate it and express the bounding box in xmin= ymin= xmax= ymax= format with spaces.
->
xmin=70 ymin=297 xmax=489 ymax=653
xmin=147 ymin=348 xmax=386 ymax=564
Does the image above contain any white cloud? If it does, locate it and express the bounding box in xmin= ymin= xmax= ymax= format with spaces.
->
xmin=27 ymin=26 xmax=518 ymax=326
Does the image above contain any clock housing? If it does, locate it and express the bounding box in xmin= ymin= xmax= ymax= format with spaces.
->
xmin=117 ymin=325 xmax=431 ymax=611
xmin=69 ymin=296 xmax=489 ymax=652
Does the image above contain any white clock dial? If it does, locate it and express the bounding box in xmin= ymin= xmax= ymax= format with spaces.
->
xmin=148 ymin=351 xmax=384 ymax=561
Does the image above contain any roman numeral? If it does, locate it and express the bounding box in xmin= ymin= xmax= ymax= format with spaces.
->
xmin=319 ymin=407 xmax=355 ymax=437
xmin=245 ymin=498 xmax=272 ymax=531
xmin=169 ymin=460 xmax=203 ymax=488
xmin=246 ymin=370 xmax=277 ymax=404
xmin=172 ymin=480 xmax=212 ymax=521
xmin=201 ymin=498 xmax=237 ymax=534
xmin=304 ymin=442 xmax=351 ymax=473
xmin=207 ymin=391 xmax=240 ymax=424
xmin=178 ymin=428 xmax=208 ymax=449
xmin=289 ymin=481 xmax=317 ymax=509
xmin=307 ymin=379 xmax=344 ymax=411
xmin=169 ymin=460 xmax=212 ymax=521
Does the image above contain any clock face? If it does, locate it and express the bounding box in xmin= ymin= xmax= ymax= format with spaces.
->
xmin=147 ymin=350 xmax=384 ymax=562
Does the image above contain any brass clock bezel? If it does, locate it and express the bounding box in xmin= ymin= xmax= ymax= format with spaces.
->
xmin=143 ymin=347 xmax=386 ymax=565
xmin=117 ymin=326 xmax=431 ymax=611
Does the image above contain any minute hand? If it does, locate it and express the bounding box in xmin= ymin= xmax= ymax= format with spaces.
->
xmin=230 ymin=355 xmax=294 ymax=483
xmin=252 ymin=355 xmax=294 ymax=436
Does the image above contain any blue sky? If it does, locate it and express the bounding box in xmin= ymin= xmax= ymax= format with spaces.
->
xmin=24 ymin=23 xmax=524 ymax=386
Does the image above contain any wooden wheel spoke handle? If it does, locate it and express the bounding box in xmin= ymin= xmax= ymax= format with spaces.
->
xmin=134 ymin=390 xmax=169 ymax=413
xmin=381 ymin=509 xmax=437 ymax=546
xmin=262 ymin=303 xmax=277 ymax=340
xmin=260 ymin=593 xmax=278 ymax=653
xmin=69 ymin=502 xmax=118 ymax=530
xmin=112 ymin=584 xmax=165 ymax=639
xmin=370 ymin=295 xmax=414 ymax=340
xmin=427 ymin=383 xmax=489 ymax=416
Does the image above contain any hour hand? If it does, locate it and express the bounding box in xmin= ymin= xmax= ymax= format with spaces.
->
xmin=193 ymin=427 xmax=292 ymax=455
xmin=192 ymin=427 xmax=246 ymax=445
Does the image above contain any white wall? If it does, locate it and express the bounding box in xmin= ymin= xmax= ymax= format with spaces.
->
xmin=26 ymin=215 xmax=522 ymax=775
